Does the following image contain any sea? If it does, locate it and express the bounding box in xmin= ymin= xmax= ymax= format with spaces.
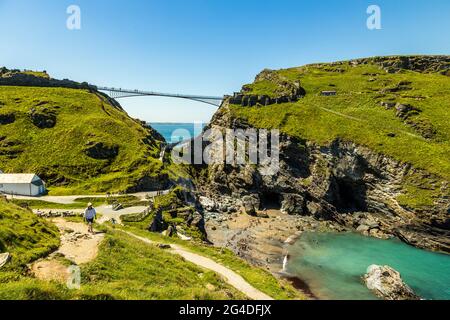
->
xmin=150 ymin=122 xmax=207 ymax=144
xmin=285 ymin=232 xmax=450 ymax=300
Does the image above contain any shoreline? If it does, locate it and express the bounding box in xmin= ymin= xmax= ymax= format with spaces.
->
xmin=204 ymin=209 xmax=345 ymax=299
xmin=280 ymin=274 xmax=318 ymax=300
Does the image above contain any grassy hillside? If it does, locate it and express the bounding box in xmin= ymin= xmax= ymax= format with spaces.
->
xmin=0 ymin=199 xmax=59 ymax=269
xmin=0 ymin=199 xmax=301 ymax=300
xmin=0 ymin=199 xmax=62 ymax=300
xmin=0 ymin=83 xmax=167 ymax=194
xmin=0 ymin=215 xmax=246 ymax=299
xmin=228 ymin=56 xmax=450 ymax=207
xmin=0 ymin=199 xmax=242 ymax=300
xmin=124 ymin=226 xmax=305 ymax=300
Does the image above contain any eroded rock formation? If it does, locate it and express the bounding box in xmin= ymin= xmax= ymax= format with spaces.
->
xmin=363 ymin=265 xmax=420 ymax=300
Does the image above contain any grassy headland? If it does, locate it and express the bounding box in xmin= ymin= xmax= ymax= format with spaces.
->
xmin=0 ymin=72 xmax=168 ymax=194
xmin=228 ymin=56 xmax=450 ymax=208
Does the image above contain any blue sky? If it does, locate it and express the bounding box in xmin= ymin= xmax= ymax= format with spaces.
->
xmin=0 ymin=0 xmax=449 ymax=122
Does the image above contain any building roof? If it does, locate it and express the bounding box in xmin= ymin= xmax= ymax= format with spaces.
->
xmin=0 ymin=174 xmax=39 ymax=184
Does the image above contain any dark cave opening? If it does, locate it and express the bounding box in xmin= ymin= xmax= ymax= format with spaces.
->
xmin=333 ymin=178 xmax=368 ymax=213
xmin=260 ymin=192 xmax=281 ymax=210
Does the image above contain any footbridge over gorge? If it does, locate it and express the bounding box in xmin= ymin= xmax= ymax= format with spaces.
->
xmin=97 ymin=86 xmax=225 ymax=107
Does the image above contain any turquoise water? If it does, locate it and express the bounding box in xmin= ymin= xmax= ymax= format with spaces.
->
xmin=286 ymin=232 xmax=450 ymax=300
xmin=150 ymin=123 xmax=207 ymax=144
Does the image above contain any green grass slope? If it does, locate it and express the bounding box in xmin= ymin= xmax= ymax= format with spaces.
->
xmin=0 ymin=83 xmax=166 ymax=194
xmin=0 ymin=199 xmax=243 ymax=300
xmin=0 ymin=199 xmax=62 ymax=300
xmin=0 ymin=199 xmax=59 ymax=269
xmin=229 ymin=56 xmax=450 ymax=188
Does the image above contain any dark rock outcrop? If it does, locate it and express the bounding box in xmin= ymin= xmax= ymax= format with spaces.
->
xmin=242 ymin=194 xmax=260 ymax=216
xmin=351 ymin=56 xmax=450 ymax=75
xmin=228 ymin=68 xmax=306 ymax=107
xmin=30 ymin=110 xmax=57 ymax=129
xmin=148 ymin=209 xmax=167 ymax=232
xmin=280 ymin=193 xmax=306 ymax=215
xmin=0 ymin=113 xmax=15 ymax=125
xmin=126 ymin=173 xmax=171 ymax=193
xmin=84 ymin=142 xmax=119 ymax=160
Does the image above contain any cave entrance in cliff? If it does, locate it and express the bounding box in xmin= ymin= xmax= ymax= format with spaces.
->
xmin=260 ymin=192 xmax=281 ymax=210
xmin=334 ymin=178 xmax=368 ymax=213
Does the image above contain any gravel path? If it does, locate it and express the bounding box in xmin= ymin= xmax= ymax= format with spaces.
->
xmin=121 ymin=230 xmax=273 ymax=300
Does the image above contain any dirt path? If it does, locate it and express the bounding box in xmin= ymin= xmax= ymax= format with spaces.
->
xmin=121 ymin=230 xmax=273 ymax=300
xmin=52 ymin=218 xmax=105 ymax=264
xmin=31 ymin=217 xmax=273 ymax=300
xmin=31 ymin=219 xmax=104 ymax=282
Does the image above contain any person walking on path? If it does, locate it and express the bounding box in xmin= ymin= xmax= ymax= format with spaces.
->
xmin=84 ymin=202 xmax=97 ymax=234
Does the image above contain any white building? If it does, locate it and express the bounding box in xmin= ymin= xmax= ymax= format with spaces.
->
xmin=0 ymin=173 xmax=46 ymax=196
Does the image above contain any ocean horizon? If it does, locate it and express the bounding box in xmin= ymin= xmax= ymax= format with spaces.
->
xmin=150 ymin=122 xmax=208 ymax=143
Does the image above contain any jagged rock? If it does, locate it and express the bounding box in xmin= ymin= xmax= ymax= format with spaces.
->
xmin=356 ymin=224 xmax=370 ymax=232
xmin=395 ymin=103 xmax=420 ymax=120
xmin=359 ymin=217 xmax=379 ymax=228
xmin=353 ymin=56 xmax=450 ymax=74
xmin=84 ymin=142 xmax=119 ymax=160
xmin=166 ymin=225 xmax=176 ymax=237
xmin=199 ymin=196 xmax=217 ymax=212
xmin=280 ymin=193 xmax=305 ymax=215
xmin=380 ymin=101 xmax=396 ymax=109
xmin=363 ymin=265 xmax=420 ymax=300
xmin=127 ymin=173 xmax=170 ymax=193
xmin=0 ymin=253 xmax=11 ymax=268
xmin=148 ymin=209 xmax=167 ymax=232
xmin=242 ymin=194 xmax=260 ymax=216
xmin=30 ymin=110 xmax=57 ymax=128
xmin=0 ymin=113 xmax=15 ymax=125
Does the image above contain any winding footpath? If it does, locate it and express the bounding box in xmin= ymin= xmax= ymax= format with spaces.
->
xmin=17 ymin=191 xmax=273 ymax=300
xmin=121 ymin=230 xmax=273 ymax=300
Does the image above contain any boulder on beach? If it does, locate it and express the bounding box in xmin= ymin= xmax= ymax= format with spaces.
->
xmin=363 ymin=264 xmax=420 ymax=300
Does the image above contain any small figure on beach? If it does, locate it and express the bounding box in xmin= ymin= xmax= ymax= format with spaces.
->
xmin=84 ymin=202 xmax=97 ymax=233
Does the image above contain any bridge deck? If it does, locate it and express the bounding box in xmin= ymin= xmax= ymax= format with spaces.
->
xmin=97 ymin=86 xmax=224 ymax=107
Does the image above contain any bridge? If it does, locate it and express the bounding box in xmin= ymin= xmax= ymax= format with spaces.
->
xmin=97 ymin=86 xmax=224 ymax=107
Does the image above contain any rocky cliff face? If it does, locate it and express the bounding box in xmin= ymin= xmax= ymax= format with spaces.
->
xmin=191 ymin=56 xmax=450 ymax=255
xmin=192 ymin=100 xmax=449 ymax=254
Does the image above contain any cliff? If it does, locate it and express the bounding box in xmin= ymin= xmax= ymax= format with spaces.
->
xmin=191 ymin=56 xmax=450 ymax=254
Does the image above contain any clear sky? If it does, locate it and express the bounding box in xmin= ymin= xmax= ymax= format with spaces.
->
xmin=1 ymin=0 xmax=449 ymax=122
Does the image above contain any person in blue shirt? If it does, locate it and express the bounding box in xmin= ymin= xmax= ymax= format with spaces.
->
xmin=84 ymin=202 xmax=97 ymax=234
